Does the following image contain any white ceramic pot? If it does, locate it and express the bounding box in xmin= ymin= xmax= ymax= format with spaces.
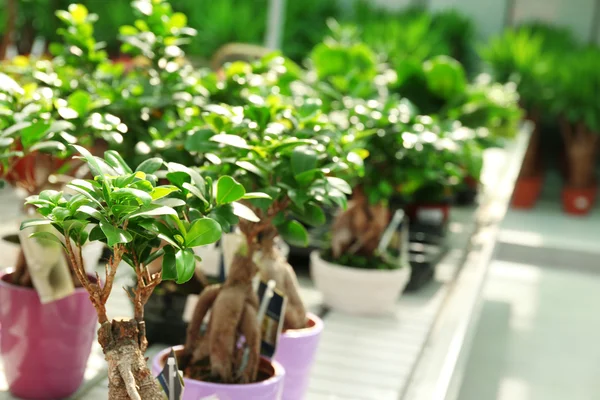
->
xmin=193 ymin=242 xmax=222 ymax=277
xmin=309 ymin=251 xmax=411 ymax=315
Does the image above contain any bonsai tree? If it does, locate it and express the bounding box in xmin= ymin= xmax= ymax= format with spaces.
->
xmin=23 ymin=146 xmax=253 ymax=398
xmin=328 ymin=97 xmax=478 ymax=264
xmin=181 ymin=100 xmax=355 ymax=383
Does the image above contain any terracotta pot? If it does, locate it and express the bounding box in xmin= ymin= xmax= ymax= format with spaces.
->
xmin=152 ymin=346 xmax=285 ymax=400
xmin=0 ymin=270 xmax=98 ymax=399
xmin=310 ymin=251 xmax=411 ymax=315
xmin=511 ymin=175 xmax=544 ymax=209
xmin=562 ymin=185 xmax=597 ymax=215
xmin=274 ymin=313 xmax=323 ymax=400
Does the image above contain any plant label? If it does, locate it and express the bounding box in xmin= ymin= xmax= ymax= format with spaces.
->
xmin=417 ymin=208 xmax=444 ymax=225
xmin=378 ymin=209 xmax=410 ymax=269
xmin=257 ymin=280 xmax=287 ymax=358
xmin=18 ymin=226 xmax=75 ymax=303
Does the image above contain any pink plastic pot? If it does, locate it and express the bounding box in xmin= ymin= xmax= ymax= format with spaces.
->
xmin=153 ymin=346 xmax=285 ymax=400
xmin=0 ymin=270 xmax=98 ymax=399
xmin=274 ymin=313 xmax=323 ymax=400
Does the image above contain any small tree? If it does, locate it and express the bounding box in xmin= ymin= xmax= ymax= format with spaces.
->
xmin=181 ymin=100 xmax=355 ymax=383
xmin=23 ymin=146 xmax=253 ymax=399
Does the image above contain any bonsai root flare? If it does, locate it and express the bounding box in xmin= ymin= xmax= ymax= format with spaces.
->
xmin=183 ymin=252 xmax=259 ymax=383
xmin=99 ymin=320 xmax=164 ymax=400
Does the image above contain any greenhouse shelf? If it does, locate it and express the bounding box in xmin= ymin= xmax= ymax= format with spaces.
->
xmin=0 ymin=125 xmax=531 ymax=400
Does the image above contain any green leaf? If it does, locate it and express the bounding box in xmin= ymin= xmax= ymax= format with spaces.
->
xmin=155 ymin=198 xmax=186 ymax=208
xmin=67 ymin=91 xmax=91 ymax=116
xmin=73 ymin=145 xmax=103 ymax=177
xmin=277 ymin=220 xmax=309 ymax=247
xmin=21 ymin=121 xmax=51 ymax=147
xmin=76 ymin=205 xmax=101 ymax=219
xmin=169 ymin=12 xmax=187 ymax=29
xmin=88 ymin=225 xmax=105 ymax=242
xmin=235 ymin=161 xmax=266 ymax=178
xmin=232 ymin=202 xmax=260 ymax=222
xmin=175 ymin=248 xmax=196 ymax=284
xmin=327 ymin=177 xmax=352 ymax=195
xmin=210 ymin=133 xmax=249 ymax=149
xmin=20 ymin=219 xmax=53 ymax=230
xmin=136 ymin=157 xmax=163 ymax=174
xmin=162 ymin=246 xmax=177 ymax=280
xmin=295 ymin=203 xmax=326 ymax=226
xmin=104 ymin=150 xmax=133 ymax=174
xmin=151 ymin=186 xmax=179 ymax=200
xmin=186 ymin=218 xmax=221 ymax=247
xmin=30 ymin=141 xmax=67 ymax=153
xmin=241 ymin=192 xmax=271 ymax=200
xmin=182 ymin=182 xmax=208 ymax=204
xmin=127 ymin=205 xmax=177 ymax=219
xmin=99 ymin=218 xmax=133 ymax=247
xmin=291 ymin=146 xmax=317 ymax=176
xmin=112 ymin=188 xmax=153 ymax=206
xmin=30 ymin=231 xmax=64 ymax=247
xmin=167 ymin=171 xmax=190 ymax=188
xmin=216 ymin=176 xmax=245 ymax=205
xmin=68 ymin=3 xmax=88 ymax=24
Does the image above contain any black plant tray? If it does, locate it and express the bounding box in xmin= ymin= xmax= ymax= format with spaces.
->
xmin=454 ymin=187 xmax=478 ymax=206
xmin=405 ymin=226 xmax=449 ymax=292
xmin=144 ymin=292 xmax=189 ymax=345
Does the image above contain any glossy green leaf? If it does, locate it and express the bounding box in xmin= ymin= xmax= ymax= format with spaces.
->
xmin=99 ymin=218 xmax=133 ymax=247
xmin=127 ymin=205 xmax=177 ymax=219
xmin=327 ymin=177 xmax=352 ymax=194
xmin=151 ymin=186 xmax=179 ymax=200
xmin=175 ymin=248 xmax=196 ymax=284
xmin=162 ymin=247 xmax=177 ymax=280
xmin=67 ymin=90 xmax=91 ymax=116
xmin=291 ymin=147 xmax=318 ymax=176
xmin=29 ymin=231 xmax=64 ymax=247
xmin=216 ymin=176 xmax=245 ymax=205
xmin=20 ymin=219 xmax=53 ymax=230
xmin=104 ymin=150 xmax=133 ymax=174
xmin=136 ymin=157 xmax=163 ymax=174
xmin=186 ymin=218 xmax=221 ymax=247
xmin=112 ymin=188 xmax=152 ymax=206
xmin=277 ymin=220 xmax=309 ymax=247
xmin=232 ymin=201 xmax=260 ymax=222
xmin=21 ymin=121 xmax=51 ymax=147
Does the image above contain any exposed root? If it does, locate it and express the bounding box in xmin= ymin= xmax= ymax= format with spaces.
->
xmin=255 ymin=247 xmax=307 ymax=330
xmin=98 ymin=320 xmax=163 ymax=400
xmin=331 ymin=188 xmax=390 ymax=259
xmin=183 ymin=251 xmax=259 ymax=383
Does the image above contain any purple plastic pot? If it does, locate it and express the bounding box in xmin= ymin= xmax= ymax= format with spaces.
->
xmin=0 ymin=270 xmax=98 ymax=399
xmin=274 ymin=313 xmax=323 ymax=400
xmin=153 ymin=346 xmax=285 ymax=400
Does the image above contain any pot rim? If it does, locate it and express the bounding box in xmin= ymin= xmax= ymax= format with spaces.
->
xmin=281 ymin=312 xmax=323 ymax=339
xmin=310 ymin=250 xmax=408 ymax=275
xmin=155 ymin=345 xmax=285 ymax=388
xmin=0 ymin=268 xmax=95 ymax=295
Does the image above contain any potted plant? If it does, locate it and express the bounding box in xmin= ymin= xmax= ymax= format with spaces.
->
xmin=552 ymin=48 xmax=600 ymax=215
xmin=162 ymin=98 xmax=353 ymax=399
xmin=480 ymin=26 xmax=570 ymax=208
xmin=0 ymin=6 xmax=128 ymax=393
xmin=22 ymin=146 xmax=265 ymax=399
xmin=310 ymin=96 xmax=413 ymax=314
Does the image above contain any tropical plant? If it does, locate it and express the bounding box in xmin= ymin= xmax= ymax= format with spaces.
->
xmin=23 ymin=146 xmax=253 ymax=399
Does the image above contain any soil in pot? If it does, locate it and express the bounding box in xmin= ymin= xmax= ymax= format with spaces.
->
xmin=153 ymin=346 xmax=285 ymax=400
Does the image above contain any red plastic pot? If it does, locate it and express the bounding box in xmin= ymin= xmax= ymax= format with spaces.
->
xmin=0 ymin=270 xmax=98 ymax=399
xmin=562 ymin=185 xmax=597 ymax=215
xmin=152 ymin=346 xmax=285 ymax=400
xmin=274 ymin=313 xmax=323 ymax=400
xmin=511 ymin=175 xmax=544 ymax=209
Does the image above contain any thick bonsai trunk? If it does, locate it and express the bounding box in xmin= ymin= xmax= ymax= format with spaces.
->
xmin=98 ymin=320 xmax=163 ymax=400
xmin=331 ymin=188 xmax=390 ymax=259
xmin=561 ymin=119 xmax=598 ymax=188
xmin=520 ymin=111 xmax=541 ymax=178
